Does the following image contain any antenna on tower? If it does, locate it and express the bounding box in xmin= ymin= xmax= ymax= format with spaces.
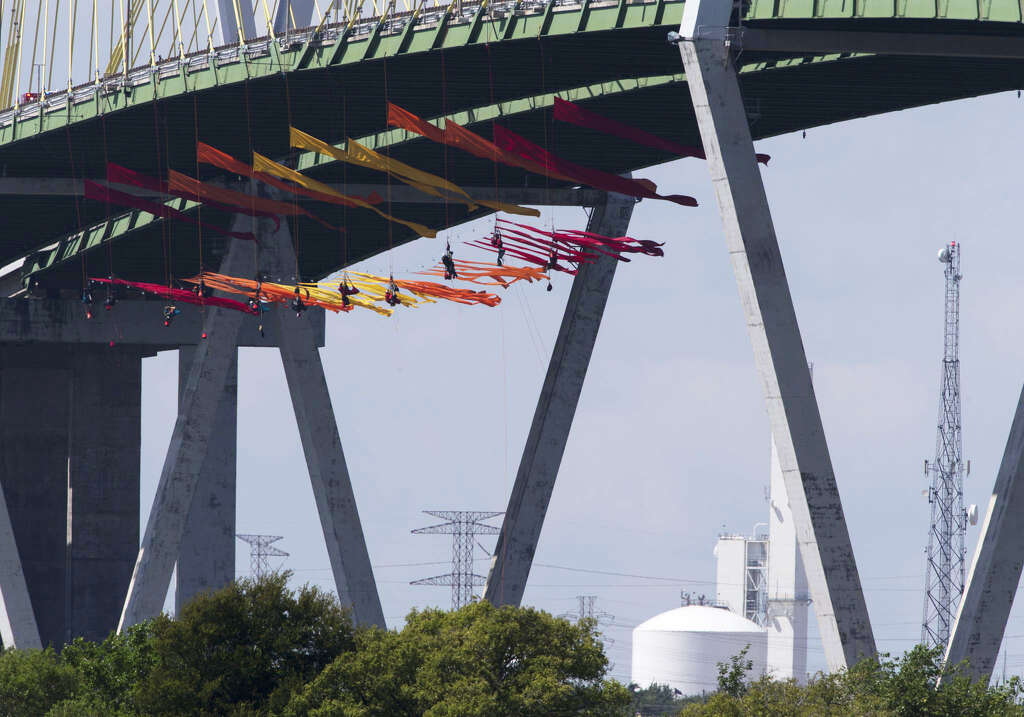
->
xmin=921 ymin=241 xmax=969 ymax=649
xmin=411 ymin=511 xmax=502 ymax=610
xmin=236 ymin=534 xmax=288 ymax=579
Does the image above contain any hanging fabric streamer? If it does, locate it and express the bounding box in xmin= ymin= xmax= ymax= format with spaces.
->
xmin=193 ymin=272 xmax=395 ymax=316
xmin=465 ymin=231 xmax=594 ymax=274
xmin=106 ymin=163 xmax=272 ymax=223
xmin=166 ymin=170 xmax=342 ymax=231
xmin=107 ymin=163 xmax=284 ymax=228
xmin=83 ymin=181 xmax=257 ymax=243
xmin=90 ymin=277 xmax=259 ymax=314
xmin=418 ymin=259 xmax=548 ymax=288
xmin=289 ymin=127 xmax=539 ymax=218
xmin=387 ymin=103 xmax=572 ymax=182
xmin=492 ymin=126 xmax=698 ymax=207
xmin=386 ymin=103 xmax=696 ymax=206
xmin=551 ymin=97 xmax=771 ymax=165
xmin=501 ymin=219 xmax=665 ymax=258
xmin=197 ymin=141 xmax=382 ymax=209
xmin=335 ymin=271 xmax=501 ymax=307
xmin=250 ymin=152 xmax=438 ymax=238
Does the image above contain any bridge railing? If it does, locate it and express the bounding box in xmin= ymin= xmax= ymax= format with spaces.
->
xmin=0 ymin=0 xmax=643 ymax=135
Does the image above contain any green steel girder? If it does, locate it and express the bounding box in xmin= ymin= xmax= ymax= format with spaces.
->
xmin=5 ymin=0 xmax=1024 ymax=290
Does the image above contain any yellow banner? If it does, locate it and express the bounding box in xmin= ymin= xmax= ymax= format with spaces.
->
xmin=252 ymin=152 xmax=437 ymax=238
xmin=290 ymin=128 xmax=539 ymax=218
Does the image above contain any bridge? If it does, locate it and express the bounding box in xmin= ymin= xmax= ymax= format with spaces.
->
xmin=0 ymin=0 xmax=1021 ymax=683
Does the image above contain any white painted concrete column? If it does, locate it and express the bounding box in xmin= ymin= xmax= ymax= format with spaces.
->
xmin=946 ymin=384 xmax=1024 ymax=681
xmin=274 ymin=0 xmax=315 ymax=34
xmin=175 ymin=345 xmax=237 ymax=614
xmin=679 ymin=0 xmax=875 ymax=670
xmin=267 ymin=225 xmax=385 ymax=628
xmin=0 ymin=484 xmax=38 ymax=648
xmin=767 ymin=438 xmax=809 ymax=683
xmin=484 ymin=188 xmax=635 ymax=607
xmin=119 ymin=223 xmax=257 ymax=630
xmin=217 ymin=0 xmax=259 ymax=44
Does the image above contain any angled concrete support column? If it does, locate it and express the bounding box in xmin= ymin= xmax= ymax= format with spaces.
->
xmin=175 ymin=346 xmax=237 ymax=614
xmin=217 ymin=0 xmax=258 ymax=44
xmin=679 ymin=2 xmax=875 ymax=670
xmin=268 ymin=226 xmax=385 ymax=628
xmin=274 ymin=0 xmax=314 ymax=33
xmin=0 ymin=347 xmax=42 ymax=647
xmin=0 ymin=347 xmax=71 ymax=647
xmin=66 ymin=347 xmax=142 ymax=643
xmin=946 ymin=385 xmax=1024 ymax=681
xmin=119 ymin=225 xmax=256 ymax=630
xmin=484 ymin=188 xmax=635 ymax=607
xmin=0 ymin=479 xmax=38 ymax=648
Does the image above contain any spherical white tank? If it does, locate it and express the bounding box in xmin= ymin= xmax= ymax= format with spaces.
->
xmin=631 ymin=605 xmax=766 ymax=696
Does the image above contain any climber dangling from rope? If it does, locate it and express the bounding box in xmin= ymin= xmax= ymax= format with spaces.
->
xmin=163 ymin=305 xmax=181 ymax=327
xmin=385 ymin=276 xmax=402 ymax=306
xmin=442 ymin=241 xmax=458 ymax=280
xmin=487 ymin=226 xmax=503 ymax=266
xmin=291 ymin=287 xmax=309 ymax=317
xmin=104 ymin=279 xmax=118 ymax=310
xmin=82 ymin=287 xmax=94 ymax=319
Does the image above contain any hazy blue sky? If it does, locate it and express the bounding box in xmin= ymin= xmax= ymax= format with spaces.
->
xmin=137 ymin=88 xmax=1024 ymax=683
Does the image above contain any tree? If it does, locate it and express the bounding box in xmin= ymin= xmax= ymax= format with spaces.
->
xmin=53 ymin=623 xmax=158 ymax=716
xmin=716 ymin=645 xmax=753 ymax=698
xmin=627 ymin=682 xmax=697 ymax=715
xmin=283 ymin=601 xmax=631 ymax=717
xmin=680 ymin=645 xmax=1024 ymax=717
xmin=0 ymin=648 xmax=78 ymax=717
xmin=134 ymin=572 xmax=355 ymax=715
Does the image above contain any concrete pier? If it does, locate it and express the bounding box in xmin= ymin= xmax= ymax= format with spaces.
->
xmin=175 ymin=346 xmax=237 ymax=614
xmin=66 ymin=347 xmax=142 ymax=643
xmin=485 ymin=188 xmax=635 ymax=607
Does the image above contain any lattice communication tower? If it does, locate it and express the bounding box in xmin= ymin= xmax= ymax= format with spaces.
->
xmin=236 ymin=534 xmax=289 ymax=578
xmin=921 ymin=241 xmax=968 ymax=649
xmin=411 ymin=511 xmax=502 ymax=610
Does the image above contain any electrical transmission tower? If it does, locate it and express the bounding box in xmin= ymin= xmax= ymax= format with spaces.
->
xmin=411 ymin=511 xmax=502 ymax=610
xmin=921 ymin=241 xmax=969 ymax=649
xmin=560 ymin=595 xmax=614 ymax=624
xmin=236 ymin=534 xmax=289 ymax=578
xmin=560 ymin=595 xmax=615 ymax=646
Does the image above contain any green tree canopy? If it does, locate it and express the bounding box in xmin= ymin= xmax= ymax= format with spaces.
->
xmin=681 ymin=645 xmax=1024 ymax=717
xmin=283 ymin=601 xmax=630 ymax=717
xmin=134 ymin=572 xmax=356 ymax=716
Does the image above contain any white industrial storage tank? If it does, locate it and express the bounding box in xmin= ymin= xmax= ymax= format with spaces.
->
xmin=631 ymin=605 xmax=766 ymax=696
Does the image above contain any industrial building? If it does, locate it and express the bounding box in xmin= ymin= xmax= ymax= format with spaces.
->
xmin=631 ymin=440 xmax=809 ymax=693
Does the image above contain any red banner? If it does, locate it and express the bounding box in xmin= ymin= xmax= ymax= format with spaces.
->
xmin=83 ymin=181 xmax=256 ymax=242
xmin=552 ymin=97 xmax=770 ymax=166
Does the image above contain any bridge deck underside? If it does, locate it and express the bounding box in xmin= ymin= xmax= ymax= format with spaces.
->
xmin=3 ymin=12 xmax=1023 ymax=288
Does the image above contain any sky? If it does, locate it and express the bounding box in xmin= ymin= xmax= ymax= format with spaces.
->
xmin=128 ymin=87 xmax=1024 ymax=684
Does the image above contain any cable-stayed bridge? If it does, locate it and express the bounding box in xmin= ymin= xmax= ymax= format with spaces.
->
xmin=0 ymin=0 xmax=1020 ymax=685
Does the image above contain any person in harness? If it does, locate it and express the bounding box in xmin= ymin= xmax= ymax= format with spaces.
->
xmin=338 ymin=274 xmax=359 ymax=307
xmin=441 ymin=242 xmax=458 ymax=280
xmin=291 ymin=287 xmax=308 ymax=317
xmin=82 ymin=287 xmax=94 ymax=319
xmin=491 ymin=230 xmax=506 ymax=267
xmin=545 ymin=248 xmax=559 ymax=291
xmin=384 ymin=276 xmax=401 ymax=306
xmin=163 ymin=305 xmax=181 ymax=327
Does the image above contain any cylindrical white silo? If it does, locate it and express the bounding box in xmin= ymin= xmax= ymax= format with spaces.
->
xmin=631 ymin=605 xmax=766 ymax=696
